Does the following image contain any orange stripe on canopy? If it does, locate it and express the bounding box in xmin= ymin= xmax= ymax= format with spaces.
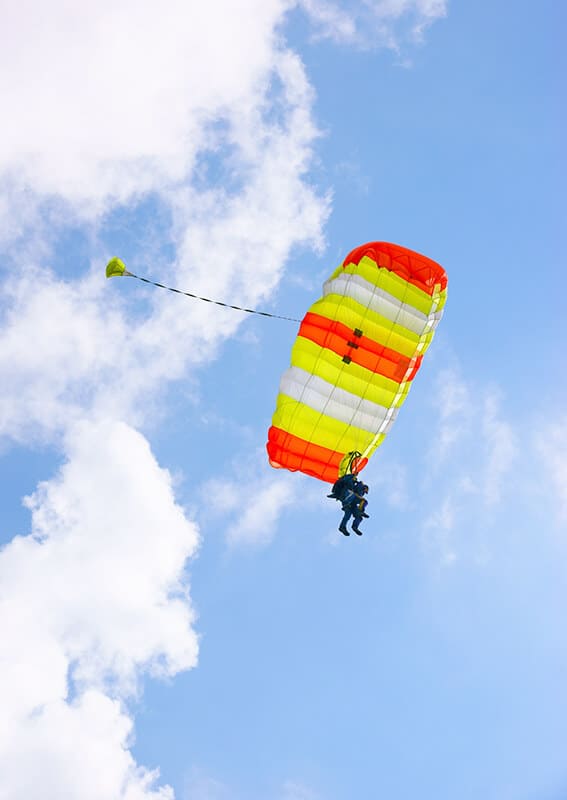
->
xmin=267 ymin=425 xmax=368 ymax=484
xmin=299 ymin=312 xmax=423 ymax=383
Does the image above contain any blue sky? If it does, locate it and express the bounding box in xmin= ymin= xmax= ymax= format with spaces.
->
xmin=0 ymin=2 xmax=564 ymax=799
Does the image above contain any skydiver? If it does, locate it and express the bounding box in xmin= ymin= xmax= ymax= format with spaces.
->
xmin=327 ymin=472 xmax=358 ymax=503
xmin=338 ymin=482 xmax=369 ymax=537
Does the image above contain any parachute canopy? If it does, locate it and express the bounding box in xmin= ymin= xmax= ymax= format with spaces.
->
xmin=266 ymin=241 xmax=448 ymax=483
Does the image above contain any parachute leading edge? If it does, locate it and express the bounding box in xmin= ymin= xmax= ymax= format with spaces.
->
xmin=266 ymin=241 xmax=448 ymax=484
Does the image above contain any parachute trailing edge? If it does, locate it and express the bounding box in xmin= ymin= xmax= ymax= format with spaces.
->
xmin=266 ymin=241 xmax=448 ymax=484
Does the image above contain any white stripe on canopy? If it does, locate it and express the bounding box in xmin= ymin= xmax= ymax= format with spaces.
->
xmin=323 ymin=273 xmax=443 ymax=335
xmin=279 ymin=366 xmax=399 ymax=435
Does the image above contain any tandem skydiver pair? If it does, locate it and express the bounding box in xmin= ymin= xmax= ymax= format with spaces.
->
xmin=328 ymin=473 xmax=369 ymax=537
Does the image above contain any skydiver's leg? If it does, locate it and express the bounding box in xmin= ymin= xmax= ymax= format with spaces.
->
xmin=339 ymin=507 xmax=352 ymax=535
xmin=352 ymin=512 xmax=364 ymax=535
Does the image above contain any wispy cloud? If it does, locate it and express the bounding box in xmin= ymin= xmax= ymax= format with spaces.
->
xmin=422 ymin=495 xmax=457 ymax=566
xmin=299 ymin=0 xmax=357 ymax=42
xmin=369 ymin=458 xmax=410 ymax=510
xmin=426 ymin=367 xmax=517 ymax=500
xmin=204 ymin=459 xmax=300 ymax=548
xmin=226 ymin=479 xmax=297 ymax=547
xmin=299 ymin=0 xmax=447 ymax=49
xmin=481 ymin=391 xmax=517 ymax=507
xmin=428 ymin=366 xmax=473 ymax=469
xmin=420 ymin=367 xmax=519 ymax=565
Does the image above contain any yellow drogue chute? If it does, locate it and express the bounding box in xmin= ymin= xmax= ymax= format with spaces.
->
xmin=106 ymin=257 xmax=133 ymax=279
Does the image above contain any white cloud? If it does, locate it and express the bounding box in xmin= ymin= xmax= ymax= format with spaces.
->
xmin=299 ymin=0 xmax=447 ymax=48
xmin=0 ymin=0 xmax=288 ymax=213
xmin=0 ymin=268 xmax=130 ymax=442
xmin=0 ymin=6 xmax=329 ymax=447
xmin=0 ymin=419 xmax=198 ymax=798
xmin=299 ymin=0 xmax=357 ymax=41
xmin=2 ymin=691 xmax=174 ymax=800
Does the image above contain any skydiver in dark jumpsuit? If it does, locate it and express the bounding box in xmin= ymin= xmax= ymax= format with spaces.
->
xmin=338 ymin=481 xmax=369 ymax=536
xmin=327 ymin=472 xmax=358 ymax=503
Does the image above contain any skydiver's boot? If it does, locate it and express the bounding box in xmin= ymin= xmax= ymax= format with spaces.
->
xmin=353 ymin=526 xmax=363 ymax=536
xmin=339 ymin=525 xmax=350 ymax=536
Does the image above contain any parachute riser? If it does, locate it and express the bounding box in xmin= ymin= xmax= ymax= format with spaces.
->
xmin=338 ymin=450 xmax=364 ymax=478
